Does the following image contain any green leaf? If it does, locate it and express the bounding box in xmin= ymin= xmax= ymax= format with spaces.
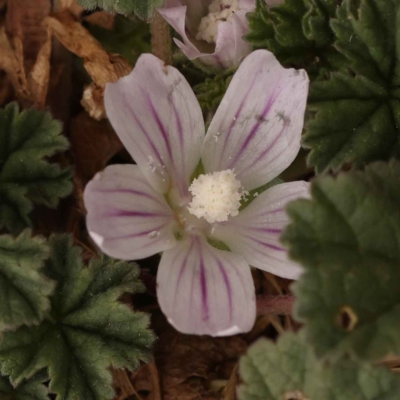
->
xmin=304 ymin=0 xmax=400 ymax=172
xmin=87 ymin=15 xmax=151 ymax=65
xmin=172 ymin=53 xmax=210 ymax=88
xmin=281 ymin=160 xmax=400 ymax=361
xmin=245 ymin=0 xmax=344 ymax=76
xmin=194 ymin=69 xmax=234 ymax=114
xmin=77 ymin=0 xmax=164 ymax=20
xmin=0 ymin=235 xmax=155 ymax=400
xmin=0 ymin=231 xmax=54 ymax=331
xmin=0 ymin=103 xmax=73 ymax=233
xmin=0 ymin=371 xmax=49 ymax=400
xmin=238 ymin=332 xmax=400 ymax=400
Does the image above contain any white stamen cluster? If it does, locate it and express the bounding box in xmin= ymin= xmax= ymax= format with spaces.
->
xmin=187 ymin=169 xmax=247 ymax=223
xmin=196 ymin=0 xmax=240 ymax=44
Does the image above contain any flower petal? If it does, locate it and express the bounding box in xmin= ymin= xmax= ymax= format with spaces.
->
xmin=157 ymin=5 xmax=204 ymax=58
xmin=211 ymin=11 xmax=252 ymax=68
xmin=202 ymin=50 xmax=309 ymax=190
xmin=158 ymin=2 xmax=252 ymax=68
xmin=84 ymin=165 xmax=177 ymax=260
xmin=104 ymin=54 xmax=204 ymax=198
xmin=158 ymin=5 xmax=222 ymax=68
xmin=157 ymin=236 xmax=256 ymax=336
xmin=239 ymin=0 xmax=256 ymax=12
xmin=211 ymin=182 xmax=310 ymax=279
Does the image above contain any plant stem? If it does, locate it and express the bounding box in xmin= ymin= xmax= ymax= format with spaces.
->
xmin=256 ymin=295 xmax=295 ymax=316
xmin=151 ymin=11 xmax=172 ymax=65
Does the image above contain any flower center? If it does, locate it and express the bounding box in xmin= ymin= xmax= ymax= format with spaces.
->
xmin=187 ymin=169 xmax=247 ymax=223
xmin=196 ymin=0 xmax=240 ymax=44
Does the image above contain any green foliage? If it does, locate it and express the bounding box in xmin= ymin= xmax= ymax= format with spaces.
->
xmin=88 ymin=15 xmax=151 ymax=65
xmin=304 ymin=0 xmax=400 ymax=172
xmin=0 ymin=103 xmax=72 ymax=233
xmin=245 ymin=0 xmax=344 ymax=75
xmin=194 ymin=69 xmax=234 ymax=114
xmin=246 ymin=0 xmax=400 ymax=172
xmin=172 ymin=54 xmax=210 ymax=89
xmin=77 ymin=0 xmax=164 ymax=20
xmin=0 ymin=235 xmax=155 ymax=400
xmin=0 ymin=371 xmax=48 ymax=400
xmin=238 ymin=332 xmax=400 ymax=400
xmin=282 ymin=160 xmax=400 ymax=361
xmin=0 ymin=231 xmax=54 ymax=332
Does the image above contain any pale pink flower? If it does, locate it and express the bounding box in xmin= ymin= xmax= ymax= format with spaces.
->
xmin=84 ymin=50 xmax=309 ymax=336
xmin=158 ymin=0 xmax=281 ymax=68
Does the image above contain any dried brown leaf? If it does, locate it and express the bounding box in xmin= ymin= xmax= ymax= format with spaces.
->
xmin=6 ymin=0 xmax=51 ymax=62
xmin=152 ymin=315 xmax=246 ymax=400
xmin=132 ymin=364 xmax=153 ymax=394
xmin=55 ymin=0 xmax=83 ymax=17
xmin=221 ymin=364 xmax=238 ymax=400
xmin=84 ymin=11 xmax=115 ymax=29
xmin=45 ymin=11 xmax=132 ymax=85
xmin=82 ymin=83 xmax=106 ymax=120
xmin=28 ymin=28 xmax=52 ymax=108
xmin=45 ymin=11 xmax=131 ymax=118
xmin=0 ymin=27 xmax=30 ymax=102
xmin=147 ymin=361 xmax=162 ymax=400
xmin=113 ymin=368 xmax=145 ymax=400
xmin=0 ymin=0 xmax=52 ymax=108
xmin=69 ymin=111 xmax=123 ymax=183
xmin=378 ymin=355 xmax=400 ymax=371
xmin=261 ymin=272 xmax=292 ymax=295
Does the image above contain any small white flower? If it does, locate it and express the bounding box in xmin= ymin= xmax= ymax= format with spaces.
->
xmin=84 ymin=50 xmax=309 ymax=336
xmin=158 ymin=0 xmax=282 ymax=68
xmin=196 ymin=0 xmax=240 ymax=44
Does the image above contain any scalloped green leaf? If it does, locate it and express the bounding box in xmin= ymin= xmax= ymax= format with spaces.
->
xmin=281 ymin=160 xmax=400 ymax=362
xmin=0 ymin=235 xmax=155 ymax=400
xmin=77 ymin=0 xmax=164 ymax=20
xmin=239 ymin=333 xmax=400 ymax=400
xmin=245 ymin=0 xmax=344 ymax=76
xmin=0 ymin=103 xmax=72 ymax=233
xmin=304 ymin=0 xmax=400 ymax=172
xmin=0 ymin=231 xmax=54 ymax=331
xmin=0 ymin=371 xmax=49 ymax=400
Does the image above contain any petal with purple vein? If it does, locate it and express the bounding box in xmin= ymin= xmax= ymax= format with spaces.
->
xmin=157 ymin=236 xmax=255 ymax=336
xmin=105 ymin=54 xmax=204 ymax=199
xmin=84 ymin=164 xmax=177 ymax=260
xmin=202 ymin=50 xmax=309 ymax=191
xmin=211 ymin=182 xmax=310 ymax=279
